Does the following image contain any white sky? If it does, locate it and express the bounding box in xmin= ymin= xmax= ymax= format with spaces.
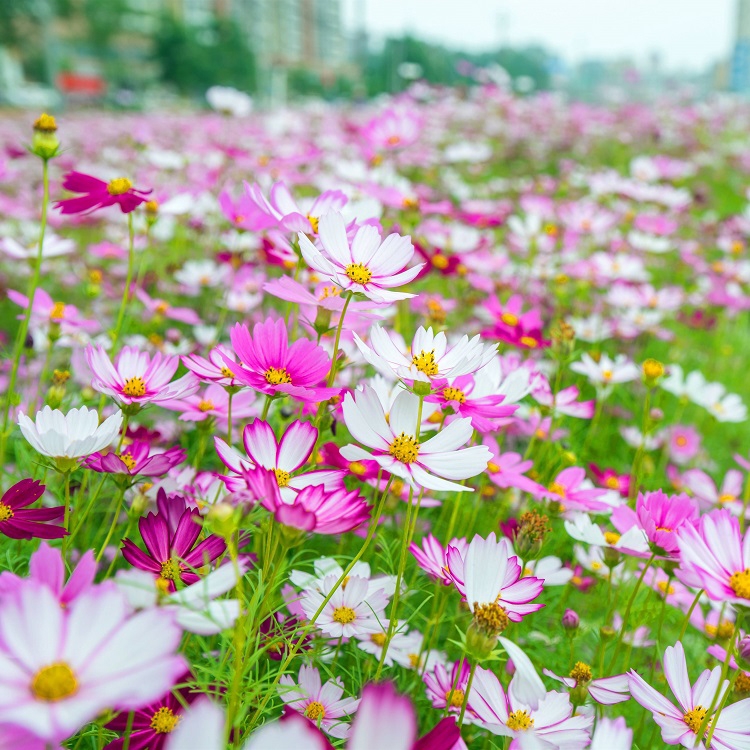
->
xmin=342 ymin=0 xmax=737 ymax=71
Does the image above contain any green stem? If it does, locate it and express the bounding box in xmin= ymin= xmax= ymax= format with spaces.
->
xmin=225 ymin=534 xmax=247 ymax=745
xmin=702 ymin=617 xmax=742 ymax=746
xmin=226 ymin=390 xmax=234 ymax=445
xmin=111 ymin=212 xmax=136 ymax=351
xmin=68 ymin=474 xmax=107 ymax=545
xmin=0 ymin=157 xmax=50 ymax=468
xmin=458 ymin=661 xmax=477 ymax=728
xmin=260 ymin=394 xmax=273 ymax=422
xmin=678 ymin=589 xmax=704 ymax=642
xmin=95 ymin=486 xmax=126 ymax=563
xmin=325 ymin=291 xmax=353 ymax=388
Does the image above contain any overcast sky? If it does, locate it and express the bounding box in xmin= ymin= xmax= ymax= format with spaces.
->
xmin=342 ymin=0 xmax=737 ymax=71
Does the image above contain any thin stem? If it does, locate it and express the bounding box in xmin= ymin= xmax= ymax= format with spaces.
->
xmin=458 ymin=661 xmax=477 ymax=728
xmin=95 ymin=486 xmax=126 ymax=563
xmin=111 ymin=212 xmax=136 ymax=350
xmin=226 ymin=390 xmax=234 ymax=445
xmin=0 ymin=158 xmax=50 ymax=468
xmin=678 ymin=589 xmax=704 ymax=641
xmin=702 ymin=617 xmax=742 ymax=745
xmin=325 ymin=291 xmax=353 ymax=388
xmin=225 ymin=534 xmax=247 ymax=745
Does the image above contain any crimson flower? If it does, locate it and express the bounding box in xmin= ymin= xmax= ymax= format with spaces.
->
xmin=0 ymin=479 xmax=66 ymax=540
xmin=84 ymin=441 xmax=186 ymax=478
xmin=56 ymin=171 xmax=151 ymax=215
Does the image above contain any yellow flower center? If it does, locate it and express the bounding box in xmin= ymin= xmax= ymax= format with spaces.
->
xmin=160 ymin=559 xmax=181 ymax=581
xmin=506 ymin=710 xmax=534 ymax=731
xmin=604 ymin=531 xmax=620 ymax=545
xmin=122 ymin=376 xmax=147 ymax=397
xmin=198 ymin=400 xmax=215 ymax=412
xmin=0 ymin=503 xmax=14 ymax=521
xmin=345 ymin=263 xmax=372 ymax=285
xmin=657 ymin=580 xmax=676 ymax=596
xmin=408 ymin=653 xmax=420 ymax=667
xmin=155 ymin=301 xmax=169 ymax=315
xmin=426 ymin=299 xmax=446 ymax=322
xmin=264 ymin=367 xmax=291 ymax=385
xmin=349 ymin=461 xmax=367 ymax=476
xmin=602 ymin=370 xmax=613 ymax=381
xmin=304 ymin=701 xmax=326 ymax=721
xmin=319 ymin=285 xmax=340 ymax=299
xmin=412 ymin=349 xmax=439 ymax=376
xmin=50 ymin=301 xmax=66 ymax=320
xmin=107 ymin=177 xmax=133 ymax=196
xmin=332 ymin=606 xmax=356 ymax=624
xmin=717 ymin=620 xmax=735 ymax=639
xmin=443 ymin=386 xmax=466 ymax=404
xmin=150 ymin=706 xmax=179 ymax=734
xmin=675 ymin=435 xmax=688 ymax=447
xmin=221 ymin=366 xmax=235 ymax=378
xmin=274 ymin=468 xmax=291 ymax=487
xmin=719 ymin=493 xmax=735 ymax=504
xmin=683 ymin=706 xmax=708 ymax=734
xmin=735 ymin=672 xmax=750 ymax=694
xmin=432 ymin=254 xmax=449 ymax=269
xmin=389 ymin=433 xmax=420 ymax=464
xmin=487 ymin=462 xmax=500 ymax=473
xmin=548 ymin=481 xmax=566 ymax=497
xmin=501 ymin=312 xmax=519 ymax=326
xmin=730 ymin=569 xmax=750 ymax=599
xmin=370 ymin=632 xmax=387 ymax=646
xmin=569 ymin=661 xmax=593 ymax=685
xmin=605 ymin=476 xmax=620 ymax=490
xmin=31 ymin=663 xmax=78 ymax=702
xmin=118 ymin=452 xmax=137 ymax=471
xmin=445 ymin=689 xmax=465 ymax=708
xmin=386 ymin=134 xmax=401 ymax=146
xmin=472 ymin=601 xmax=509 ymax=635
xmin=307 ymin=215 xmax=319 ymax=233
xmin=34 ymin=113 xmax=58 ymax=132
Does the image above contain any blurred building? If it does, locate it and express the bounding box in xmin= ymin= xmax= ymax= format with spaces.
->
xmin=731 ymin=0 xmax=750 ymax=93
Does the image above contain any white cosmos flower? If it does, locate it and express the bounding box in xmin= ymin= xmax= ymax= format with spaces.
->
xmin=354 ymin=324 xmax=496 ymax=384
xmin=298 ymin=211 xmax=422 ymax=303
xmin=18 ymin=406 xmax=122 ymax=460
xmin=340 ymin=386 xmax=491 ymax=493
xmin=570 ymin=353 xmax=639 ymax=387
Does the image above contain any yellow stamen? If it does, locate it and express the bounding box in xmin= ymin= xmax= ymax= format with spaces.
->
xmin=49 ymin=301 xmax=65 ymax=320
xmin=730 ymin=569 xmax=750 ymax=599
xmin=150 ymin=706 xmax=179 ymax=734
xmin=443 ymin=386 xmax=466 ymax=404
xmin=274 ymin=468 xmax=291 ymax=487
xmin=472 ymin=601 xmax=509 ymax=635
xmin=445 ymin=689 xmax=465 ymax=708
xmin=118 ymin=453 xmax=137 ymax=471
xmin=305 ymin=701 xmax=326 ymax=720
xmin=307 ymin=215 xmax=319 ymax=233
xmin=389 ymin=433 xmax=419 ymax=464
xmin=122 ymin=376 xmax=146 ymax=397
xmin=31 ymin=663 xmax=78 ymax=702
xmin=107 ymin=177 xmax=133 ymax=196
xmin=198 ymin=400 xmax=215 ymax=412
xmin=569 ymin=661 xmax=593 ymax=685
xmin=264 ymin=367 xmax=291 ymax=385
xmin=0 ymin=503 xmax=14 ymax=521
xmin=506 ymin=710 xmax=534 ymax=731
xmin=683 ymin=706 xmax=708 ymax=734
xmin=332 ymin=606 xmax=356 ymax=624
xmin=604 ymin=531 xmax=620 ymax=545
xmin=501 ymin=312 xmax=519 ymax=326
xmin=160 ymin=559 xmax=181 ymax=581
xmin=412 ymin=350 xmax=439 ymax=376
xmin=370 ymin=632 xmax=387 ymax=646
xmin=345 ymin=263 xmax=372 ymax=285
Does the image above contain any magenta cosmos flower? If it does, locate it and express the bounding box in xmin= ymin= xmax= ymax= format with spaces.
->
xmin=298 ymin=212 xmax=423 ymax=303
xmin=121 ymin=494 xmax=226 ymax=592
xmin=410 ymin=533 xmax=468 ymax=585
xmin=55 ymin=171 xmax=151 ymax=214
xmin=224 ymin=318 xmax=339 ymax=403
xmin=86 ymin=345 xmax=199 ymax=408
xmin=629 ymin=641 xmax=750 ymax=748
xmin=676 ymin=508 xmax=750 ymax=606
xmin=612 ymin=489 xmax=699 ymax=557
xmin=84 ymin=441 xmax=186 ymax=477
xmin=216 ymin=419 xmax=343 ymax=500
xmin=162 ymin=383 xmax=257 ymax=423
xmin=0 ymin=580 xmax=185 ymax=744
xmin=542 ymin=467 xmax=609 ymax=512
xmin=0 ymin=479 xmax=65 ymax=540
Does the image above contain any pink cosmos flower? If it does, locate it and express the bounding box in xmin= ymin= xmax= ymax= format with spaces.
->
xmin=161 ymin=383 xmax=257 ymax=422
xmin=665 ymin=425 xmax=701 ymax=465
xmin=278 ymin=664 xmax=359 ymax=739
xmin=244 ymin=466 xmax=370 ymax=535
xmin=543 ymin=666 xmax=630 ymax=705
xmin=675 ymin=508 xmax=750 ymax=606
xmin=121 ymin=493 xmax=226 ymax=592
xmin=482 ymin=295 xmax=550 ymax=350
xmin=628 ymin=641 xmax=750 ymax=748
xmin=215 ymin=419 xmax=344 ymax=502
xmin=56 ymin=171 xmax=152 ymax=214
xmin=589 ymin=464 xmax=630 ymax=497
xmin=244 ymin=181 xmax=348 ymax=234
xmin=446 ymin=532 xmax=545 ymax=623
xmin=410 ymin=533 xmax=468 ymax=585
xmin=485 ymin=445 xmax=545 ymax=495
xmin=682 ymin=469 xmax=744 ymax=512
xmin=543 ymin=467 xmax=610 ymax=512
xmin=361 ymin=107 xmax=423 ymax=150
xmin=7 ymin=288 xmax=99 ymax=335
xmin=298 ymin=212 xmax=423 ymax=303
xmin=0 ymin=479 xmax=65 ymax=540
xmin=86 ymin=345 xmax=199 ymax=408
xmin=590 ymin=717 xmax=633 ymax=750
xmin=341 ymin=386 xmax=491 ymax=493
xmin=224 ymin=318 xmax=339 ymax=403
xmin=612 ymin=489 xmax=699 ymax=556
xmin=469 ymin=665 xmax=593 ymax=747
xmin=0 ymin=580 xmax=185 ymax=743
xmin=84 ymin=441 xmax=186 ymax=477
xmin=135 ymin=288 xmax=202 ymax=326
xmin=532 ymin=381 xmax=595 ymax=419
xmin=182 ymin=344 xmax=243 ymax=387
xmin=0 ymin=542 xmax=94 ymax=605
xmin=423 ymin=659 xmax=473 ymax=714
xmin=301 ymin=573 xmax=388 ymax=639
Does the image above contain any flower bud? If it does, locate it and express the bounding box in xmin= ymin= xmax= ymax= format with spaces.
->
xmin=642 ymin=358 xmax=664 ymax=387
xmin=738 ymin=635 xmax=750 ymax=671
xmin=31 ymin=113 xmax=60 ymax=160
xmin=411 ymin=380 xmax=431 ymax=397
xmin=562 ymin=609 xmax=579 ymax=632
xmin=206 ymin=502 xmax=238 ymax=540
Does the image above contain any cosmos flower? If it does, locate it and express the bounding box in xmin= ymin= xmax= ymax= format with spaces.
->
xmin=543 ymin=467 xmax=610 ymax=512
xmin=298 ymin=212 xmax=422 ymax=303
xmin=361 ymin=107 xmax=423 ymax=150
xmin=423 ymin=659 xmax=473 ymax=715
xmin=18 ymin=406 xmax=123 ymax=462
xmin=84 ymin=441 xmax=186 ymax=477
xmin=410 ymin=533 xmax=468 ymax=585
xmin=7 ymin=288 xmax=99 ymax=335
xmin=0 ymin=580 xmax=185 ymax=743
xmin=543 ymin=663 xmax=630 ymax=705
xmin=590 ymin=717 xmax=633 ymax=750
xmin=570 ymin=353 xmax=639 ymax=388
xmin=628 ymin=641 xmax=750 ymax=748
xmin=278 ymin=664 xmax=359 ymax=739
xmin=224 ymin=318 xmax=339 ymax=403
xmin=0 ymin=480 xmax=65 ymax=540
xmin=354 ymin=325 xmax=496 ymax=384
xmin=121 ymin=493 xmax=226 ymax=592
xmin=161 ymin=383 xmax=257 ymax=423
xmin=55 ymin=171 xmax=152 ymax=214
xmin=182 ymin=344 xmax=244 ymax=387
xmin=86 ymin=345 xmax=199 ymax=408
xmin=341 ymin=386 xmax=491 ymax=492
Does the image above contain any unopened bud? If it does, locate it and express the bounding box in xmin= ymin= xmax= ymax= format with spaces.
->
xmin=31 ymin=113 xmax=60 ymax=160
xmin=412 ymin=380 xmax=432 ymax=397
xmin=738 ymin=635 xmax=750 ymax=671
xmin=46 ymin=385 xmax=66 ymax=409
xmin=562 ymin=609 xmax=579 ymax=632
xmin=206 ymin=502 xmax=238 ymax=540
xmin=642 ymin=359 xmax=664 ymax=387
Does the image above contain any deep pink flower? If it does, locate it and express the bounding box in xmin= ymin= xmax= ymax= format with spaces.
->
xmin=135 ymin=288 xmax=201 ymax=326
xmin=589 ymin=464 xmax=630 ymax=497
xmin=121 ymin=492 xmax=226 ymax=592
xmin=182 ymin=344 xmax=243 ymax=387
xmin=224 ymin=318 xmax=339 ymax=403
xmin=612 ymin=489 xmax=699 ymax=556
xmin=84 ymin=441 xmax=187 ymax=477
xmin=410 ymin=533 xmax=468 ymax=585
xmin=543 ymin=467 xmax=610 ymax=512
xmin=56 ymin=171 xmax=151 ymax=214
xmin=0 ymin=479 xmax=65 ymax=540
xmin=485 ymin=444 xmax=545 ymax=495
xmin=483 ymin=294 xmax=550 ymax=350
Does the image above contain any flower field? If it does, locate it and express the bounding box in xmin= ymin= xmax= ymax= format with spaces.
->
xmin=1 ymin=89 xmax=750 ymax=749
